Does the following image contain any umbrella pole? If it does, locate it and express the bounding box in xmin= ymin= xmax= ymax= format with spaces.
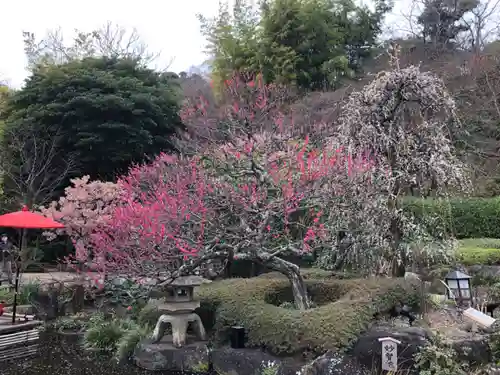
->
xmin=11 ymin=229 xmax=23 ymax=324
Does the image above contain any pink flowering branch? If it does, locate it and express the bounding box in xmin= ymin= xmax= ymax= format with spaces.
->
xmin=39 ymin=176 xmax=123 ymax=269
xmin=84 ymin=155 xmax=217 ymax=279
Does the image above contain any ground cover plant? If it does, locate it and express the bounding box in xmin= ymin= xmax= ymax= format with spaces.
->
xmin=0 ymin=280 xmax=40 ymax=305
xmin=46 ymin=307 xmax=155 ymax=362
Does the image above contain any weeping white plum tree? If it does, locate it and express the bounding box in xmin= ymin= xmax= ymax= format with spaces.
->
xmin=332 ymin=45 xmax=470 ymax=276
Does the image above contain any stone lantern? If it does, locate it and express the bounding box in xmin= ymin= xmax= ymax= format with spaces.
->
xmin=150 ymin=276 xmax=207 ymax=348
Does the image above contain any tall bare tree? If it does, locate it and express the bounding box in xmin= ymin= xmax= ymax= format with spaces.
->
xmin=396 ymin=0 xmax=500 ymax=52
xmin=0 ymin=124 xmax=75 ymax=208
xmin=23 ymin=22 xmax=165 ymax=72
xmin=461 ymin=0 xmax=500 ymax=52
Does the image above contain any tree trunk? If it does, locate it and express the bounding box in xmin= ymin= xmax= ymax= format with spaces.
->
xmin=265 ymin=256 xmax=311 ymax=310
xmin=388 ymin=149 xmax=404 ymax=277
xmin=389 ymin=212 xmax=406 ymax=277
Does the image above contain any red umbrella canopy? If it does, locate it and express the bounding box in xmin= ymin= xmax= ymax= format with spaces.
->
xmin=0 ymin=205 xmax=65 ymax=229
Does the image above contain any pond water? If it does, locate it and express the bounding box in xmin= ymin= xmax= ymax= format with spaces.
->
xmin=2 ymin=332 xmax=202 ymax=375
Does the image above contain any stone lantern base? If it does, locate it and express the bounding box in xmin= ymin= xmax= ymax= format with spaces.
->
xmin=151 ymin=312 xmax=207 ymax=347
xmin=134 ymin=337 xmax=209 ymax=372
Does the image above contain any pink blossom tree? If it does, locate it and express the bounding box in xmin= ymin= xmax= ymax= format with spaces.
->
xmin=39 ymin=176 xmax=123 ymax=265
xmin=196 ymin=132 xmax=385 ymax=308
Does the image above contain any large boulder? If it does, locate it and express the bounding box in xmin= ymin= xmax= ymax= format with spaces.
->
xmin=448 ymin=334 xmax=491 ymax=365
xmin=440 ymin=324 xmax=493 ymax=366
xmin=211 ymin=347 xmax=300 ymax=375
xmin=350 ymin=318 xmax=493 ymax=373
xmin=350 ymin=323 xmax=431 ymax=373
xmin=300 ymin=351 xmax=370 ymax=375
xmin=134 ymin=337 xmax=302 ymax=375
xmin=134 ymin=338 xmax=209 ymax=371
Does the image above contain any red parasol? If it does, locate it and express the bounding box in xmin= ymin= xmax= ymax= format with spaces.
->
xmin=0 ymin=205 xmax=64 ymax=324
xmin=0 ymin=205 xmax=64 ymax=229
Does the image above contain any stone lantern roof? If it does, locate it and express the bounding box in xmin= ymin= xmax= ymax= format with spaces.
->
xmin=167 ymin=276 xmax=207 ymax=287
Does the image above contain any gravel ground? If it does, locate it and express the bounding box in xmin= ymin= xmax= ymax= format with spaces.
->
xmin=2 ymin=332 xmax=186 ymax=375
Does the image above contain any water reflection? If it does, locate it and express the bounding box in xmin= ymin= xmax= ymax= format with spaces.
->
xmin=2 ymin=331 xmax=195 ymax=375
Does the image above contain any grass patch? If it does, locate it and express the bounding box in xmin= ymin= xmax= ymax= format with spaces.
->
xmin=457 ymin=238 xmax=500 ymax=265
xmin=195 ymin=275 xmax=420 ymax=355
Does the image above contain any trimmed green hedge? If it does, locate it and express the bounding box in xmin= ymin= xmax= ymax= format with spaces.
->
xmin=457 ymin=238 xmax=500 ymax=266
xmin=195 ymin=275 xmax=420 ymax=355
xmin=403 ymin=197 xmax=500 ymax=239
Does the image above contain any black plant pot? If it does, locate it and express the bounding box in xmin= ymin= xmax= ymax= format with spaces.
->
xmin=230 ymin=326 xmax=245 ymax=349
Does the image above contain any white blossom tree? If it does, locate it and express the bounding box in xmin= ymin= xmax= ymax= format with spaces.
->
xmin=333 ymin=45 xmax=470 ymax=276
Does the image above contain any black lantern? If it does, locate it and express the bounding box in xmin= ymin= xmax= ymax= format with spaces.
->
xmin=444 ymin=270 xmax=472 ymax=303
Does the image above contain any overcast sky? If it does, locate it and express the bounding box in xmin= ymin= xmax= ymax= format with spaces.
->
xmin=0 ymin=0 xmax=407 ymax=89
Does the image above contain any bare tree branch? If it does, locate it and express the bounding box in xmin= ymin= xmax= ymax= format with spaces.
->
xmin=0 ymin=125 xmax=76 ymax=207
xmin=23 ymin=22 xmax=163 ymax=71
xmin=470 ymin=0 xmax=500 ymax=51
xmin=397 ymin=0 xmax=426 ymax=39
xmin=394 ymin=0 xmax=500 ymax=52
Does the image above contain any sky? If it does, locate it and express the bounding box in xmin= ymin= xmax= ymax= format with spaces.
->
xmin=0 ymin=0 xmax=407 ymax=89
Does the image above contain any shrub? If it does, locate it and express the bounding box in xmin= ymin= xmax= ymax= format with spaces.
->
xmin=81 ymin=311 xmax=153 ymax=361
xmin=19 ymin=280 xmax=41 ymax=305
xmin=489 ymin=330 xmax=500 ymax=363
xmin=0 ymin=281 xmax=41 ymax=305
xmin=136 ymin=304 xmax=162 ymax=327
xmin=114 ymin=324 xmax=150 ymax=362
xmin=256 ymin=268 xmax=337 ymax=281
xmin=84 ymin=321 xmax=124 ymax=352
xmin=83 ymin=313 xmax=136 ymax=352
xmin=414 ymin=335 xmax=468 ymax=375
xmin=196 ymin=275 xmax=420 ymax=355
xmin=404 ymin=197 xmax=500 ymax=239
xmin=51 ymin=315 xmax=88 ymax=332
xmin=0 ymin=287 xmax=13 ymax=304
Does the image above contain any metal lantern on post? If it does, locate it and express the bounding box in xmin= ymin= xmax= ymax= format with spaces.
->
xmin=444 ymin=270 xmax=472 ymax=304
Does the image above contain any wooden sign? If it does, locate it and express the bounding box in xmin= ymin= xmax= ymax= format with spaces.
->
xmin=463 ymin=307 xmax=496 ymax=328
xmin=378 ymin=337 xmax=401 ymax=372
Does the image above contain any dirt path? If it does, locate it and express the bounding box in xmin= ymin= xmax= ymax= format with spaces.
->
xmin=17 ymin=272 xmax=101 ymax=287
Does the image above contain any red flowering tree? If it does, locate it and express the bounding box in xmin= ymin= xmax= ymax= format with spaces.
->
xmin=87 ymin=154 xmax=216 ymax=278
xmin=56 ymin=73 xmax=388 ymax=309
xmin=77 ymin=129 xmax=382 ymax=309
xmin=198 ymin=132 xmax=384 ymax=309
xmin=177 ymin=72 xmax=294 ymax=154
